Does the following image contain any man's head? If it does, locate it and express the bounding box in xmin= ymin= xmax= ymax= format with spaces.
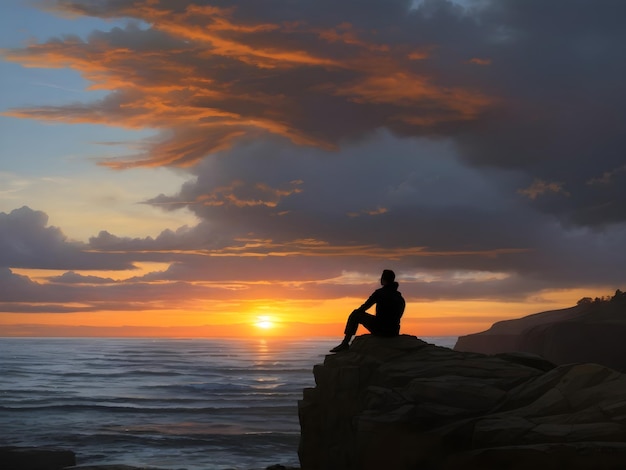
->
xmin=381 ymin=269 xmax=395 ymax=285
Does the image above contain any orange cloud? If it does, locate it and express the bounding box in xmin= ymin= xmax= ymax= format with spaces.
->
xmin=1 ymin=1 xmax=497 ymax=168
xmin=466 ymin=57 xmax=492 ymax=65
xmin=194 ymin=180 xmax=303 ymax=208
xmin=587 ymin=164 xmax=626 ymax=186
xmin=316 ymin=22 xmax=390 ymax=52
xmin=518 ymin=178 xmax=570 ymax=200
xmin=149 ymin=239 xmax=529 ymax=260
xmin=347 ymin=206 xmax=388 ymax=217
xmin=335 ymin=71 xmax=493 ymax=124
xmin=407 ymin=48 xmax=432 ymax=60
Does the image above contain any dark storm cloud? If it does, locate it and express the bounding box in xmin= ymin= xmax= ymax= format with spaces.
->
xmin=0 ymin=207 xmax=134 ymax=270
xmin=142 ymin=134 xmax=626 ymax=291
xmin=2 ymin=0 xmax=622 ymax=227
xmin=452 ymin=0 xmax=626 ymax=227
xmin=0 ymin=263 xmax=269 ymax=310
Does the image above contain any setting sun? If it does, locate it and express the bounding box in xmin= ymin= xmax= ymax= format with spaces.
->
xmin=255 ymin=316 xmax=275 ymax=330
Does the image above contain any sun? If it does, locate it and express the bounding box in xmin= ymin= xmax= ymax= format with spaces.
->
xmin=255 ymin=316 xmax=275 ymax=330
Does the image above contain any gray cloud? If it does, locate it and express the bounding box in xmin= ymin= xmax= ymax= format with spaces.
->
xmin=48 ymin=271 xmax=117 ymax=284
xmin=2 ymin=0 xmax=622 ymax=227
xmin=0 ymin=207 xmax=134 ymax=270
xmin=142 ymin=133 xmax=626 ymax=291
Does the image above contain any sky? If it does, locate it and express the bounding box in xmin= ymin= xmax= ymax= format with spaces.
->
xmin=1 ymin=0 xmax=625 ymax=338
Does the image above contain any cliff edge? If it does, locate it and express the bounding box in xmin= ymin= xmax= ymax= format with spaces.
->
xmin=298 ymin=335 xmax=626 ymax=470
xmin=454 ymin=291 xmax=626 ymax=371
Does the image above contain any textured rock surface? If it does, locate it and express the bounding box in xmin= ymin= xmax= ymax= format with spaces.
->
xmin=454 ymin=294 xmax=626 ymax=371
xmin=1 ymin=446 xmax=76 ymax=470
xmin=297 ymin=335 xmax=626 ymax=470
xmin=66 ymin=467 xmax=155 ymax=470
xmin=1 ymin=447 xmax=298 ymax=470
xmin=66 ymin=466 xmax=162 ymax=470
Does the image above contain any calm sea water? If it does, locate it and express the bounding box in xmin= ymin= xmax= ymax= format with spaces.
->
xmin=0 ymin=336 xmax=456 ymax=470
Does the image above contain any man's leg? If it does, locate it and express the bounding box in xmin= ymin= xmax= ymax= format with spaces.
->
xmin=330 ymin=310 xmax=375 ymax=352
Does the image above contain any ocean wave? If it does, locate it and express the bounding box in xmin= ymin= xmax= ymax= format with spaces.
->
xmin=0 ymin=403 xmax=299 ymax=414
xmin=0 ymin=337 xmax=373 ymax=469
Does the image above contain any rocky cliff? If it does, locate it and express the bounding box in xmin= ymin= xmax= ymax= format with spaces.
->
xmin=0 ymin=447 xmax=75 ymax=470
xmin=454 ymin=293 xmax=626 ymax=371
xmin=298 ymin=335 xmax=626 ymax=470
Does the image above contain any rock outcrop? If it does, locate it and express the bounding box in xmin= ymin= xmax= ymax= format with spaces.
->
xmin=297 ymin=335 xmax=626 ymax=470
xmin=0 ymin=447 xmax=298 ymax=470
xmin=1 ymin=447 xmax=76 ymax=470
xmin=454 ymin=292 xmax=626 ymax=372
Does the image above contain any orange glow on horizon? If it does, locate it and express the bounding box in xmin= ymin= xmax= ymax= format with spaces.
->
xmin=0 ymin=288 xmax=598 ymax=339
xmin=254 ymin=315 xmax=276 ymax=330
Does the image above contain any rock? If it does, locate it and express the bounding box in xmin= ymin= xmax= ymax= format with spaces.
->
xmin=454 ymin=293 xmax=626 ymax=372
xmin=0 ymin=446 xmax=76 ymax=470
xmin=298 ymin=335 xmax=626 ymax=470
xmin=444 ymin=442 xmax=626 ymax=470
xmin=0 ymin=446 xmax=299 ymax=470
xmin=66 ymin=466 xmax=161 ymax=470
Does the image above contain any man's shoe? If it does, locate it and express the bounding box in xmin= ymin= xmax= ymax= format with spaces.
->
xmin=330 ymin=342 xmax=350 ymax=353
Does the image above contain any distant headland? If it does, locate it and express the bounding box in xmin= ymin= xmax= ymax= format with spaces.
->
xmin=455 ymin=289 xmax=626 ymax=372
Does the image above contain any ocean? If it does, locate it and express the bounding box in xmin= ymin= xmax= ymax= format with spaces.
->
xmin=0 ymin=336 xmax=457 ymax=470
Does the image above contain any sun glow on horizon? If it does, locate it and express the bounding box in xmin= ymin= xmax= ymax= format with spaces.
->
xmin=255 ymin=316 xmax=275 ymax=330
xmin=0 ymin=288 xmax=604 ymax=338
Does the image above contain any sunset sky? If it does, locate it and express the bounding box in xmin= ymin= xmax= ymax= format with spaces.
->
xmin=1 ymin=0 xmax=625 ymax=338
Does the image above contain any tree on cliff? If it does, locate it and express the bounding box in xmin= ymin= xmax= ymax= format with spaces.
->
xmin=577 ymin=289 xmax=625 ymax=307
xmin=611 ymin=289 xmax=625 ymax=303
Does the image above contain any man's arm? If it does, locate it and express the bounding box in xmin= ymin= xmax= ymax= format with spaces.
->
xmin=356 ymin=290 xmax=378 ymax=312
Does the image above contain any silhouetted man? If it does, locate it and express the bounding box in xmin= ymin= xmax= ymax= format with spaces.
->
xmin=330 ymin=269 xmax=405 ymax=353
